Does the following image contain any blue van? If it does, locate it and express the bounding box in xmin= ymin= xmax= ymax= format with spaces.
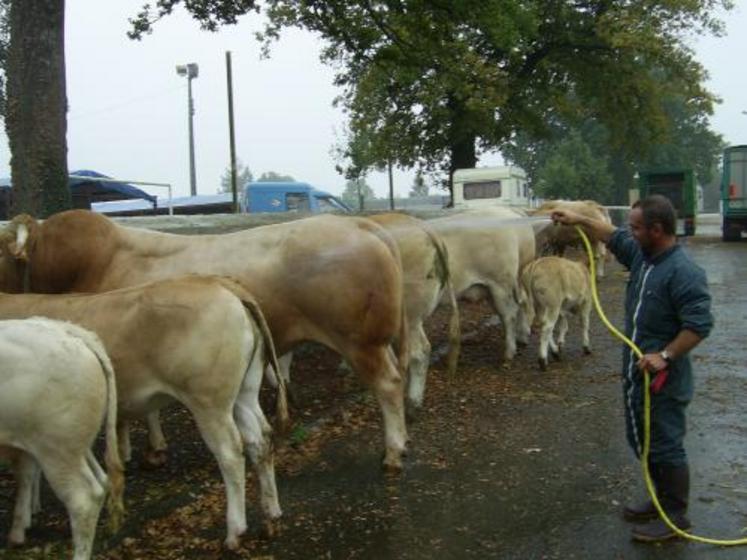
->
xmin=242 ymin=181 xmax=351 ymax=214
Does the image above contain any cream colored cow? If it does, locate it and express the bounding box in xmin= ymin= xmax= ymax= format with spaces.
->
xmin=518 ymin=256 xmax=592 ymax=370
xmin=0 ymin=276 xmax=286 ymax=550
xmin=365 ymin=213 xmax=460 ymax=408
xmin=0 ymin=318 xmax=123 ymax=560
xmin=429 ymin=206 xmax=536 ymax=363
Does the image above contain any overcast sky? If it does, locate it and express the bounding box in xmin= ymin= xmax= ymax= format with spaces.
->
xmin=0 ymin=1 xmax=746 ymax=200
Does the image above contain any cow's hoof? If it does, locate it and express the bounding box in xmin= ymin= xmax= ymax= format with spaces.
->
xmin=538 ymin=358 xmax=548 ymax=371
xmin=261 ymin=518 xmax=282 ymax=539
xmin=7 ymin=532 xmax=26 ymax=548
xmin=517 ymin=339 xmax=528 ymax=349
xmin=405 ymin=405 xmax=421 ymax=424
xmin=583 ymin=346 xmax=592 ymax=355
xmin=550 ymin=348 xmax=562 ymax=361
xmin=381 ymin=452 xmax=404 ymax=474
xmin=223 ymin=534 xmax=243 ymax=552
xmin=141 ymin=449 xmax=168 ymax=470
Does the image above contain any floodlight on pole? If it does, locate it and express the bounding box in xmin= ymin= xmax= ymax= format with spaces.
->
xmin=176 ymin=63 xmax=199 ymax=196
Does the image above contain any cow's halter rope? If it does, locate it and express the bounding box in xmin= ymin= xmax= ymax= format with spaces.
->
xmin=576 ymin=225 xmax=747 ymax=545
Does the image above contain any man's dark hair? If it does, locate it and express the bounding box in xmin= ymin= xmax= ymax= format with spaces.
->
xmin=632 ymin=194 xmax=676 ymax=235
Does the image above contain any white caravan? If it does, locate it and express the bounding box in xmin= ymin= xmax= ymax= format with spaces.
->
xmin=452 ymin=166 xmax=530 ymax=209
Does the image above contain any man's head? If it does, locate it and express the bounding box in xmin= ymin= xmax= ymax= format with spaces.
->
xmin=629 ymin=195 xmax=677 ymax=256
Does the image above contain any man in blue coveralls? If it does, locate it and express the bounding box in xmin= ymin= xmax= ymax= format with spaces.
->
xmin=551 ymin=195 xmax=713 ymax=542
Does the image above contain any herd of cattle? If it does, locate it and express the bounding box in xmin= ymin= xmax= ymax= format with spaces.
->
xmin=0 ymin=199 xmax=612 ymax=559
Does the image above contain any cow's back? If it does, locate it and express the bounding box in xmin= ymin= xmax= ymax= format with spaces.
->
xmin=15 ymin=211 xmax=404 ymax=356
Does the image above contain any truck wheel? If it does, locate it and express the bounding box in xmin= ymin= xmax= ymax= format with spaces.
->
xmin=722 ymin=219 xmax=741 ymax=242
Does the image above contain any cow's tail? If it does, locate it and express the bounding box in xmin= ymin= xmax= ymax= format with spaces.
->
xmin=422 ymin=224 xmax=461 ymax=377
xmin=214 ymin=278 xmax=290 ymax=434
xmin=63 ymin=323 xmax=125 ymax=532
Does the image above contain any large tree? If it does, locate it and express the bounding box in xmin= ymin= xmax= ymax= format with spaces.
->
xmin=131 ymin=1 xmax=730 ymax=200
xmin=1 ymin=0 xmax=70 ymax=217
xmin=503 ymin=89 xmax=725 ymax=204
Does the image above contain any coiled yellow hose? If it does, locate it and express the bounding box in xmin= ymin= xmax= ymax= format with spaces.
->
xmin=576 ymin=225 xmax=747 ymax=545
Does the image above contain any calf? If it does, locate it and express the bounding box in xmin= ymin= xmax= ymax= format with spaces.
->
xmin=519 ymin=256 xmax=592 ymax=370
xmin=0 ymin=276 xmax=287 ymax=549
xmin=0 ymin=318 xmax=123 ymax=560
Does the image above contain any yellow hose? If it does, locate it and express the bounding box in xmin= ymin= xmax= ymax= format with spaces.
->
xmin=576 ymin=226 xmax=747 ymax=545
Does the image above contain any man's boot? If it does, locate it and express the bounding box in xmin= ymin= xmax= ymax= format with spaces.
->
xmin=632 ymin=464 xmax=692 ymax=542
xmin=623 ymin=463 xmax=660 ymax=522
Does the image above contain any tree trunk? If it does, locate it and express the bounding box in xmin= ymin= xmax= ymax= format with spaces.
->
xmin=5 ymin=0 xmax=70 ymax=218
xmin=446 ymin=96 xmax=477 ymax=205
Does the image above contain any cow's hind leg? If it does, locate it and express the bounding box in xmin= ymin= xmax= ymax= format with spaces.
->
xmin=234 ymin=350 xmax=282 ymax=537
xmin=487 ymin=282 xmax=520 ymax=364
xmin=38 ymin=452 xmax=106 ymax=560
xmin=143 ymin=410 xmax=168 ymax=468
xmin=581 ymin=298 xmax=592 ymax=354
xmin=538 ymin=305 xmax=561 ymax=371
xmin=189 ymin=408 xmax=247 ymax=550
xmin=350 ymin=346 xmax=407 ymax=472
xmin=8 ymin=452 xmax=38 ymax=546
xmin=556 ymin=312 xmax=570 ymax=355
xmin=406 ymin=323 xmax=431 ymax=413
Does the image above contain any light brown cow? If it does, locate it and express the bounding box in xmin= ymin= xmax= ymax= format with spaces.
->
xmin=0 ymin=276 xmax=286 ymax=550
xmin=429 ymin=206 xmax=537 ymax=363
xmin=0 ymin=318 xmax=123 ymax=560
xmin=0 ymin=210 xmax=409 ymax=471
xmin=366 ymin=213 xmax=460 ymax=409
xmin=518 ymin=256 xmax=592 ymax=370
xmin=532 ymin=200 xmax=612 ymax=278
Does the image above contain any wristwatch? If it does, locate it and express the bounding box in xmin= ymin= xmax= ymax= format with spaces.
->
xmin=660 ymin=349 xmax=673 ymax=363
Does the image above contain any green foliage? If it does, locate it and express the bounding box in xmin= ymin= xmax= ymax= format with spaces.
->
xmin=408 ymin=171 xmax=429 ymax=197
xmin=218 ymin=159 xmax=253 ymax=193
xmin=341 ymin=177 xmax=375 ymax=210
xmin=128 ymin=0 xmax=260 ymax=40
xmin=257 ymin=170 xmax=295 ymax=182
xmin=533 ymin=130 xmax=613 ymax=201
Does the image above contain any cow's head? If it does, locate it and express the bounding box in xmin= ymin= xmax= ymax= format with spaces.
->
xmin=0 ymin=214 xmax=39 ymax=292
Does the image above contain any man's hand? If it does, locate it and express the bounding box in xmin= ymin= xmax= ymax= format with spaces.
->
xmin=637 ymin=352 xmax=668 ymax=374
xmin=550 ymin=209 xmax=585 ymax=226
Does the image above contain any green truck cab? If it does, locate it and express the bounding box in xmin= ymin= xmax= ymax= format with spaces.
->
xmin=721 ymin=145 xmax=747 ymax=241
xmin=636 ymin=168 xmax=697 ymax=236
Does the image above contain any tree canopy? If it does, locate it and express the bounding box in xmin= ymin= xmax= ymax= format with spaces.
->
xmin=130 ymin=0 xmax=731 ymax=198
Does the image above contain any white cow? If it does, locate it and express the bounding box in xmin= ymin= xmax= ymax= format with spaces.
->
xmin=518 ymin=256 xmax=592 ymax=370
xmin=429 ymin=207 xmax=537 ymax=363
xmin=0 ymin=318 xmax=124 ymax=560
xmin=0 ymin=276 xmax=287 ymax=549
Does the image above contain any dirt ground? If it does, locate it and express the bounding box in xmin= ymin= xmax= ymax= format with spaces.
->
xmin=1 ymin=228 xmax=746 ymax=559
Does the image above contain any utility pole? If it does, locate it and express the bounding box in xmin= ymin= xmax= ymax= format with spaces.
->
xmin=176 ymin=63 xmax=199 ymax=196
xmin=225 ymin=51 xmax=239 ymax=213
